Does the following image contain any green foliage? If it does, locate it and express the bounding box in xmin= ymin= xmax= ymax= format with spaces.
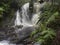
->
xmin=0 ymin=0 xmax=30 ymax=19
xmin=31 ymin=2 xmax=59 ymax=45
xmin=0 ymin=0 xmax=31 ymax=26
xmin=46 ymin=12 xmax=59 ymax=24
xmin=0 ymin=7 xmax=4 ymax=17
xmin=40 ymin=3 xmax=59 ymax=25
xmin=31 ymin=23 xmax=56 ymax=45
xmin=0 ymin=0 xmax=17 ymax=26
xmin=0 ymin=0 xmax=11 ymax=18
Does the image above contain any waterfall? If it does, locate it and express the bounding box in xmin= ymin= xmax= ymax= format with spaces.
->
xmin=21 ymin=3 xmax=33 ymax=26
xmin=14 ymin=2 xmax=46 ymax=28
xmin=14 ymin=3 xmax=40 ymax=27
xmin=14 ymin=2 xmax=46 ymax=35
xmin=15 ymin=10 xmax=22 ymax=26
xmin=0 ymin=2 xmax=46 ymax=45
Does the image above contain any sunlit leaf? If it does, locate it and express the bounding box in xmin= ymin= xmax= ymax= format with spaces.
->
xmin=0 ymin=7 xmax=4 ymax=11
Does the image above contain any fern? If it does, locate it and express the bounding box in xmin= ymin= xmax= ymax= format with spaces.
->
xmin=31 ymin=2 xmax=58 ymax=45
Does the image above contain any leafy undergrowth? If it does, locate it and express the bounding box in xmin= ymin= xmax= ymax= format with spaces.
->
xmin=31 ymin=2 xmax=59 ymax=45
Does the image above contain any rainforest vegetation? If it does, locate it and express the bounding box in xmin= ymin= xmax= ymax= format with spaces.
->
xmin=0 ymin=0 xmax=60 ymax=45
xmin=31 ymin=0 xmax=60 ymax=45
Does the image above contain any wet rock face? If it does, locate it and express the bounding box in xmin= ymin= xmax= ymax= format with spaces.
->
xmin=0 ymin=27 xmax=8 ymax=41
xmin=15 ymin=25 xmax=23 ymax=29
xmin=0 ymin=25 xmax=35 ymax=45
xmin=0 ymin=25 xmax=39 ymax=45
xmin=5 ymin=26 xmax=34 ymax=44
xmin=16 ymin=27 xmax=34 ymax=43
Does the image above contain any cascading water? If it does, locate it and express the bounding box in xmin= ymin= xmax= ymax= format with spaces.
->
xmin=15 ymin=10 xmax=22 ymax=26
xmin=15 ymin=3 xmax=39 ymax=27
xmin=0 ymin=40 xmax=16 ymax=45
xmin=0 ymin=2 xmax=46 ymax=45
xmin=14 ymin=2 xmax=46 ymax=36
xmin=21 ymin=3 xmax=33 ymax=26
xmin=14 ymin=2 xmax=46 ymax=45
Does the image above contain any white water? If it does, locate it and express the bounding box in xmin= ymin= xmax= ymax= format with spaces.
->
xmin=14 ymin=2 xmax=46 ymax=32
xmin=0 ymin=40 xmax=16 ymax=45
xmin=21 ymin=3 xmax=33 ymax=26
xmin=0 ymin=2 xmax=46 ymax=45
xmin=15 ymin=3 xmax=40 ymax=27
xmin=14 ymin=2 xmax=46 ymax=27
xmin=15 ymin=10 xmax=21 ymax=26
